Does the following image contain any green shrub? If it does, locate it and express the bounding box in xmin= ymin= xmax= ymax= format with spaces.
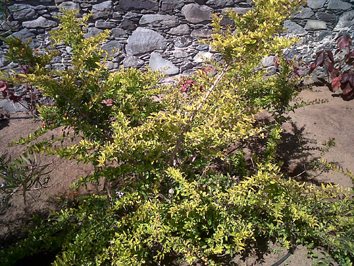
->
xmin=1 ymin=1 xmax=354 ymax=265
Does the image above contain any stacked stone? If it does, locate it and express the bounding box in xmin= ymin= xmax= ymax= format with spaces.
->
xmin=0 ymin=0 xmax=353 ymax=77
xmin=0 ymin=0 xmax=254 ymax=76
xmin=279 ymin=0 xmax=354 ymax=78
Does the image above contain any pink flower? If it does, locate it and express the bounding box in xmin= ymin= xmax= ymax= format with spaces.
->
xmin=102 ymin=99 xmax=114 ymax=106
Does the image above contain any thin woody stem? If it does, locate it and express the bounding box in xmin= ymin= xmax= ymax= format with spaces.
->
xmin=168 ymin=64 xmax=230 ymax=167
xmin=58 ymin=91 xmax=92 ymax=123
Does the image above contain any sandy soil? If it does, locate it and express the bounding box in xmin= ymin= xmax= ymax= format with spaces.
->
xmin=0 ymin=85 xmax=353 ymax=265
xmin=282 ymin=86 xmax=354 ymax=189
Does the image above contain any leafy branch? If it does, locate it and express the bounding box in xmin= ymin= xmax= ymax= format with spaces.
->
xmin=309 ymin=35 xmax=354 ymax=99
xmin=168 ymin=64 xmax=230 ymax=166
xmin=0 ymin=153 xmax=51 ymax=210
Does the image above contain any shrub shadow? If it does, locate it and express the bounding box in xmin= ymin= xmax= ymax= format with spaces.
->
xmin=0 ymin=118 xmax=9 ymax=130
xmin=278 ymin=121 xmax=338 ymax=186
xmin=0 ymin=207 xmax=60 ymax=266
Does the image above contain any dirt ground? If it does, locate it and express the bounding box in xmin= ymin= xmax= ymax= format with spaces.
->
xmin=0 ymin=85 xmax=353 ymax=265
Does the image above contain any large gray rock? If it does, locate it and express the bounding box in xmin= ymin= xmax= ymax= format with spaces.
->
xmin=10 ymin=4 xmax=37 ymax=20
xmin=0 ymin=99 xmax=28 ymax=113
xmin=59 ymin=2 xmax=81 ymax=12
xmin=168 ymin=24 xmax=190 ymax=35
xmin=123 ymin=55 xmax=144 ymax=68
xmin=291 ymin=7 xmax=314 ymax=19
xmin=139 ymin=14 xmax=178 ymax=27
xmin=10 ymin=28 xmax=35 ymax=41
xmin=92 ymin=1 xmax=112 ymax=19
xmin=327 ymin=0 xmax=352 ymax=10
xmin=307 ymin=0 xmax=326 ymax=9
xmin=85 ymin=27 xmax=103 ymax=38
xmin=334 ymin=10 xmax=354 ymax=31
xmin=191 ymin=29 xmax=212 ymax=38
xmin=181 ymin=4 xmax=213 ymax=23
xmin=316 ymin=12 xmax=337 ymax=24
xmin=284 ymin=20 xmax=307 ymax=36
xmin=149 ymin=52 xmax=179 ymax=75
xmin=118 ymin=0 xmax=158 ymax=11
xmin=161 ymin=0 xmax=183 ymax=11
xmin=102 ymin=41 xmax=124 ymax=57
xmin=22 ymin=16 xmax=57 ymax=28
xmin=9 ymin=28 xmax=39 ymax=48
xmin=305 ymin=20 xmax=327 ymax=30
xmin=126 ymin=28 xmax=167 ymax=55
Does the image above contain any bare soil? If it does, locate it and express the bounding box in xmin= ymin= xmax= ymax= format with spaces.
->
xmin=0 ymin=85 xmax=353 ymax=265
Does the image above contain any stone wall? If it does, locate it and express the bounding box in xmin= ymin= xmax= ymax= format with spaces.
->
xmin=284 ymin=0 xmax=354 ymax=67
xmin=0 ymin=0 xmax=353 ymax=77
xmin=0 ymin=0 xmax=253 ymax=76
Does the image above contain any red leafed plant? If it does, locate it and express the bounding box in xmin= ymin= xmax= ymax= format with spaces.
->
xmin=0 ymin=80 xmax=21 ymax=103
xmin=178 ymin=66 xmax=215 ymax=93
xmin=309 ymin=35 xmax=354 ymax=99
xmin=179 ymin=79 xmax=197 ymax=93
